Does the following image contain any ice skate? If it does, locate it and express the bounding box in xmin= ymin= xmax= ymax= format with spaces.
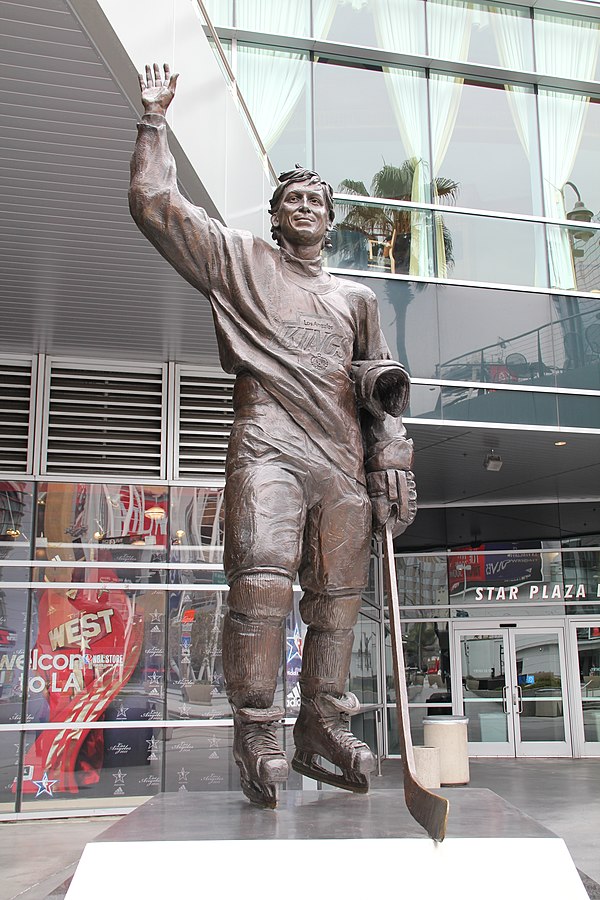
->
xmin=292 ymin=692 xmax=375 ymax=793
xmin=233 ymin=705 xmax=289 ymax=808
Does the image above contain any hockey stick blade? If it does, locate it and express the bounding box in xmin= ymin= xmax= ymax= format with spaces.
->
xmin=383 ymin=521 xmax=449 ymax=842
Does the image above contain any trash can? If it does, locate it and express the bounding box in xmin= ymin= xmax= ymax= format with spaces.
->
xmin=413 ymin=746 xmax=441 ymax=789
xmin=423 ymin=715 xmax=469 ymax=786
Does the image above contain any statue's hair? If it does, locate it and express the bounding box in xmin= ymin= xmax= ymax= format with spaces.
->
xmin=269 ymin=164 xmax=335 ymax=248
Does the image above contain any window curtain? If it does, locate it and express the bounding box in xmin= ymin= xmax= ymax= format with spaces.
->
xmin=491 ymin=7 xmax=546 ymax=284
xmin=373 ymin=0 xmax=434 ymax=276
xmin=235 ymin=2 xmax=337 ymax=152
xmin=202 ymin=0 xmax=232 ymax=27
xmin=535 ymin=13 xmax=599 ymax=289
xmin=425 ymin=0 xmax=472 ymax=277
xmin=490 ymin=8 xmax=532 ymax=154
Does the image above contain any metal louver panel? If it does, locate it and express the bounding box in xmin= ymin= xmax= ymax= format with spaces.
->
xmin=44 ymin=361 xmax=165 ymax=477
xmin=177 ymin=368 xmax=234 ymax=478
xmin=0 ymin=358 xmax=33 ymax=473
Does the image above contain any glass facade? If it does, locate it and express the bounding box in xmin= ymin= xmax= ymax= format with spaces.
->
xmin=2 ymin=478 xmax=599 ymax=812
xmin=3 ymin=0 xmax=600 ymax=816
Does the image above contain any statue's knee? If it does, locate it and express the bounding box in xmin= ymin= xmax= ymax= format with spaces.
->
xmin=228 ymin=571 xmax=293 ymax=621
xmin=299 ymin=591 xmax=362 ymax=631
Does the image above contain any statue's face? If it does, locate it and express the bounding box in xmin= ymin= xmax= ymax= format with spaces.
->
xmin=271 ymin=182 xmax=330 ymax=248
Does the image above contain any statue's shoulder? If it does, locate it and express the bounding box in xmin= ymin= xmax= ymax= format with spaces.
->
xmin=336 ymin=277 xmax=377 ymax=306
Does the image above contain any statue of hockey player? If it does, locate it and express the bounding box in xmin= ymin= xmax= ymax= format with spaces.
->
xmin=129 ymin=64 xmax=416 ymax=808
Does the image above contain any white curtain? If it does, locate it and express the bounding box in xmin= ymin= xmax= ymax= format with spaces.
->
xmin=490 ymin=8 xmax=532 ymax=154
xmin=491 ymin=7 xmax=545 ymax=283
xmin=235 ymin=1 xmax=337 ymax=151
xmin=236 ymin=45 xmax=307 ymax=150
xmin=535 ymin=13 xmax=599 ymax=289
xmin=425 ymin=1 xmax=472 ymax=277
xmin=373 ymin=0 xmax=433 ymax=276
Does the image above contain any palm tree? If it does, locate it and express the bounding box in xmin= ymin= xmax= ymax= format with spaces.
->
xmin=332 ymin=158 xmax=459 ymax=276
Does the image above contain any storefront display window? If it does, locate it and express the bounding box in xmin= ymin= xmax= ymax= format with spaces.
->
xmin=19 ymin=725 xmax=163 ymax=811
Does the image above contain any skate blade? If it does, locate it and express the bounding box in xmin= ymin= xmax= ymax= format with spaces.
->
xmin=292 ymin=751 xmax=370 ymax=794
xmin=240 ymin=774 xmax=279 ymax=809
xmin=236 ymin=756 xmax=289 ymax=809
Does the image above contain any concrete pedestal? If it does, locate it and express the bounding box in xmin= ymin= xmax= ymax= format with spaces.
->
xmin=64 ymin=789 xmax=587 ymax=899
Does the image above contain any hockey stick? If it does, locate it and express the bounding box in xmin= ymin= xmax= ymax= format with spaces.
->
xmin=383 ymin=520 xmax=449 ymax=842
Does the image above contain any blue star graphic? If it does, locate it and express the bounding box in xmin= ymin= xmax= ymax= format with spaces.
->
xmin=33 ymin=771 xmax=57 ymax=798
xmin=286 ymin=627 xmax=302 ymax=664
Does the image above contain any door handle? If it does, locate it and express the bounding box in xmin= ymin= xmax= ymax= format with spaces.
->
xmin=516 ymin=684 xmax=523 ymax=714
xmin=502 ymin=684 xmax=509 ymax=713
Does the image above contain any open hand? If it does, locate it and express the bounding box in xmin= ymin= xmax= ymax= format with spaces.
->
xmin=138 ymin=62 xmax=179 ymax=115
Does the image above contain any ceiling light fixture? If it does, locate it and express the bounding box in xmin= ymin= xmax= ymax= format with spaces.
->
xmin=483 ymin=450 xmax=503 ymax=472
xmin=144 ymin=505 xmax=166 ymax=521
xmin=554 ymin=440 xmax=567 ymax=447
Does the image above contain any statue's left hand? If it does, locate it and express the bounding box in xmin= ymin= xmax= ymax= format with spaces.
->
xmin=138 ymin=62 xmax=179 ymax=116
xmin=369 ymin=469 xmax=417 ymax=541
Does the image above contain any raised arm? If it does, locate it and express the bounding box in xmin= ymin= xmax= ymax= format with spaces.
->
xmin=129 ymin=63 xmax=228 ymax=295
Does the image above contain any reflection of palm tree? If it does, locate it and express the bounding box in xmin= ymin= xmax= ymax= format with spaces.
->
xmin=335 ymin=158 xmax=458 ymax=275
xmin=330 ymin=160 xmax=458 ymax=376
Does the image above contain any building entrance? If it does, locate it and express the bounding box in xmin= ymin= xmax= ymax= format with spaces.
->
xmin=452 ymin=622 xmax=572 ymax=757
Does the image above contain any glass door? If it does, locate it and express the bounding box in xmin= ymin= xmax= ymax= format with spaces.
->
xmin=568 ymin=620 xmax=600 ymax=757
xmin=453 ymin=623 xmax=572 ymax=757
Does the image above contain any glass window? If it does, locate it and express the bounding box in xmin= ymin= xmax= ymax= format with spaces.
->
xmin=448 ymin=542 xmax=565 ymax=617
xmin=327 ymin=198 xmax=434 ymax=280
xmin=0 ymin=732 xmax=19 ymax=812
xmin=436 ymin=284 xmax=557 ymax=387
xmin=33 ymin=482 xmax=168 ymax=590
xmin=314 ymin=0 xmax=426 ymax=54
xmin=164 ymin=725 xmax=237 ymax=793
xmin=538 ymin=90 xmax=600 ymax=290
xmin=202 ymin=0 xmax=233 ymax=27
xmin=562 ymin=549 xmax=600 ymax=613
xmin=19 ymin=725 xmax=163 ymax=810
xmin=0 ymin=589 xmax=28 ymax=726
xmin=236 ymin=0 xmax=311 ymax=37
xmin=315 ymin=60 xmax=429 ymax=204
xmin=575 ymin=626 xmax=600 ymax=744
xmin=431 ymin=75 xmax=542 ymax=216
xmin=236 ymin=44 xmax=309 ymax=176
xmin=533 ymin=11 xmax=600 ymax=82
xmin=349 ymin=613 xmax=379 ymax=705
xmin=551 ymin=295 xmax=600 ymax=391
xmin=557 ymin=393 xmax=600 ymax=430
xmin=0 ymin=481 xmax=33 ymax=560
xmin=441 ymin=210 xmax=547 ymax=287
xmin=427 ymin=0 xmax=534 ymax=72
xmin=395 ymin=554 xmax=449 ymax=613
xmin=440 ymin=383 xmax=558 ymax=427
xmin=168 ymin=589 xmax=228 ymax=720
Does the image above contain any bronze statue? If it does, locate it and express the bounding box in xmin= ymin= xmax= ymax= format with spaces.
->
xmin=130 ymin=64 xmax=416 ymax=810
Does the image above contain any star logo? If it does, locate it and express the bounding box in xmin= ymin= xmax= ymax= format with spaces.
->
xmin=146 ymin=737 xmax=160 ymax=760
xmin=115 ymin=703 xmax=129 ymax=720
xmin=178 ymin=703 xmax=191 ymax=718
xmin=208 ymin=736 xmax=221 ymax=749
xmin=286 ymin=626 xmax=303 ymax=664
xmin=33 ymin=772 xmax=58 ymax=798
xmin=147 ymin=672 xmax=161 ymax=685
xmin=112 ymin=769 xmax=127 ymax=786
xmin=177 ymin=767 xmax=189 ymax=783
xmin=150 ymin=609 xmax=163 ymax=624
